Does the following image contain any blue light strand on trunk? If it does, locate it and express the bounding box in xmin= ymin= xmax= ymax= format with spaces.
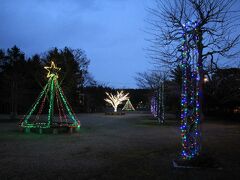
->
xmin=150 ymin=83 xmax=165 ymax=124
xmin=180 ymin=20 xmax=201 ymax=160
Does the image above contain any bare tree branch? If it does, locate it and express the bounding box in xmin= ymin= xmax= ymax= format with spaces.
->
xmin=147 ymin=0 xmax=240 ymax=70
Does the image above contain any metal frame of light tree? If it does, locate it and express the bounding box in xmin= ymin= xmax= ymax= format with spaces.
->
xmin=180 ymin=21 xmax=201 ymax=160
xmin=19 ymin=61 xmax=80 ymax=129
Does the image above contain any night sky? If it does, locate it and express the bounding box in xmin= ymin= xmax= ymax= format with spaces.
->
xmin=1 ymin=0 xmax=240 ymax=88
xmin=0 ymin=0 xmax=154 ymax=88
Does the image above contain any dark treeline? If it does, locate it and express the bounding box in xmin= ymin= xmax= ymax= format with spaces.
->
xmin=168 ymin=66 xmax=240 ymax=118
xmin=0 ymin=46 xmax=151 ymax=117
xmin=204 ymin=68 xmax=240 ymax=117
xmin=0 ymin=46 xmax=239 ymax=118
xmin=0 ymin=45 xmax=96 ymax=116
xmin=135 ymin=65 xmax=240 ymax=119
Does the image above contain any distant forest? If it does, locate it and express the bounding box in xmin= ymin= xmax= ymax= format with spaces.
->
xmin=0 ymin=46 xmax=239 ymax=119
xmin=0 ymin=46 xmax=151 ymax=115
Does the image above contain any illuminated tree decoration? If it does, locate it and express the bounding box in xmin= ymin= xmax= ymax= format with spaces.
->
xmin=105 ymin=91 xmax=129 ymax=112
xmin=151 ymin=95 xmax=158 ymax=117
xmin=150 ymin=81 xmax=165 ymax=124
xmin=122 ymin=99 xmax=135 ymax=111
xmin=19 ymin=61 xmax=80 ymax=129
xmin=180 ymin=20 xmax=201 ymax=160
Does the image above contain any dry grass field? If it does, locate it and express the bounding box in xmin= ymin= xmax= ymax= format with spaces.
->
xmin=0 ymin=113 xmax=239 ymax=180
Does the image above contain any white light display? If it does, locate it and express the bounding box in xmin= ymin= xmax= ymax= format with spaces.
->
xmin=105 ymin=91 xmax=129 ymax=112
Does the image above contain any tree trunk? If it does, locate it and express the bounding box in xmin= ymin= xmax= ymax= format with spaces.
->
xmin=197 ymin=30 xmax=204 ymax=125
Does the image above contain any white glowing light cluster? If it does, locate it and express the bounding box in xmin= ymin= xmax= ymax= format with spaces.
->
xmin=105 ymin=91 xmax=129 ymax=112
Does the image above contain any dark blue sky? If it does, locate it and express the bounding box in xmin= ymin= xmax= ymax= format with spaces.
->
xmin=0 ymin=0 xmax=154 ymax=88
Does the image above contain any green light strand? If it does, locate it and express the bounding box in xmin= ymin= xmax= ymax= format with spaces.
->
xmin=47 ymin=76 xmax=55 ymax=127
xmin=23 ymin=81 xmax=50 ymax=125
xmin=56 ymin=81 xmax=77 ymax=124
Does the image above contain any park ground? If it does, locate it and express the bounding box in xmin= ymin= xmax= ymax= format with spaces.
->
xmin=0 ymin=112 xmax=239 ymax=180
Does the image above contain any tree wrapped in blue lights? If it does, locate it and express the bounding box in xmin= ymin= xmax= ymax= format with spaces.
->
xmin=147 ymin=0 xmax=240 ymax=164
xmin=180 ymin=21 xmax=201 ymax=159
xmin=150 ymin=95 xmax=157 ymax=117
xmin=150 ymin=81 xmax=165 ymax=124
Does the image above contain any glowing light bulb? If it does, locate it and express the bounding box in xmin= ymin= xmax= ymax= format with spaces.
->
xmin=204 ymin=76 xmax=208 ymax=83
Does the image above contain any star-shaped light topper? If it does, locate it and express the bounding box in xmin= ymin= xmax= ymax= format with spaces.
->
xmin=44 ymin=61 xmax=61 ymax=79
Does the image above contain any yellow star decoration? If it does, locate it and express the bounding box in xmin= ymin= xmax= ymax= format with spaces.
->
xmin=44 ymin=61 xmax=61 ymax=79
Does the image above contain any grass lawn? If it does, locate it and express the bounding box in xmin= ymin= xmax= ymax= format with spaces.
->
xmin=0 ymin=112 xmax=239 ymax=180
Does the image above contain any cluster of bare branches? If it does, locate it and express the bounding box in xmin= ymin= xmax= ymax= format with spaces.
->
xmin=146 ymin=0 xmax=240 ymax=70
xmin=135 ymin=70 xmax=166 ymax=89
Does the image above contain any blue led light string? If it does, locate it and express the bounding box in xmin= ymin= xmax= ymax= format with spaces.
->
xmin=180 ymin=20 xmax=201 ymax=159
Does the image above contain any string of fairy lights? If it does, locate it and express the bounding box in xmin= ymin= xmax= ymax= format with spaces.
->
xmin=20 ymin=61 xmax=80 ymax=129
xmin=150 ymin=81 xmax=165 ymax=124
xmin=180 ymin=20 xmax=201 ymax=159
xmin=151 ymin=96 xmax=158 ymax=117
xmin=19 ymin=38 xmax=201 ymax=160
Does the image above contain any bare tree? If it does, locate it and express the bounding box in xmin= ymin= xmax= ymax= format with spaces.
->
xmin=148 ymin=0 xmax=240 ymax=68
xmin=147 ymin=0 xmax=240 ymax=113
xmin=135 ymin=70 xmax=165 ymax=89
xmin=146 ymin=0 xmax=240 ymax=159
xmin=135 ymin=70 xmax=166 ymax=123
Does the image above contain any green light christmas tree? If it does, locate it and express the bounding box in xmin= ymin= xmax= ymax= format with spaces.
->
xmin=122 ymin=99 xmax=135 ymax=111
xmin=19 ymin=61 xmax=80 ymax=130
